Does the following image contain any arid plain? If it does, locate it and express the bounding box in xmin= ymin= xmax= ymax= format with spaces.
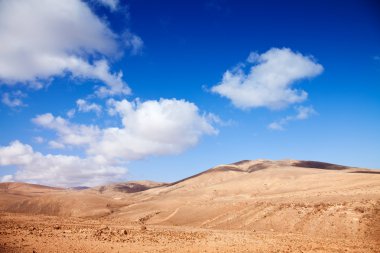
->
xmin=1 ymin=159 xmax=379 ymax=252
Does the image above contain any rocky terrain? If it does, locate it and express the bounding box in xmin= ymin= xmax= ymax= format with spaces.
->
xmin=0 ymin=159 xmax=379 ymax=252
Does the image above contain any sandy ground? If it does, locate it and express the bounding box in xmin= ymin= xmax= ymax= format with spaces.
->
xmin=1 ymin=160 xmax=379 ymax=252
xmin=1 ymin=212 xmax=379 ymax=253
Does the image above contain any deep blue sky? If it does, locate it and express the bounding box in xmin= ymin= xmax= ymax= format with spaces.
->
xmin=0 ymin=0 xmax=379 ymax=185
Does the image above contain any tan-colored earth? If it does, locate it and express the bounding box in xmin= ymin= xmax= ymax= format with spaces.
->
xmin=1 ymin=159 xmax=379 ymax=252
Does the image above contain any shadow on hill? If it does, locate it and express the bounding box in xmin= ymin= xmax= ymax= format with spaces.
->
xmin=292 ymin=161 xmax=350 ymax=170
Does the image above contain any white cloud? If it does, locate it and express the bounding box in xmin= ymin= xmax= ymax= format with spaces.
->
xmin=96 ymin=0 xmax=119 ymax=11
xmin=268 ymin=106 xmax=316 ymax=131
xmin=1 ymin=91 xmax=27 ymax=107
xmin=0 ymin=140 xmax=35 ymax=165
xmin=0 ymin=175 xmax=13 ymax=183
xmin=124 ymin=31 xmax=144 ymax=55
xmin=267 ymin=122 xmax=284 ymax=131
xmin=32 ymin=113 xmax=100 ymax=147
xmin=3 ymin=98 xmax=217 ymax=186
xmin=293 ymin=105 xmax=316 ymax=120
xmin=0 ymin=141 xmax=126 ymax=187
xmin=1 ymin=175 xmax=14 ymax=183
xmin=76 ymin=99 xmax=102 ymax=115
xmin=247 ymin=52 xmax=259 ymax=63
xmin=211 ymin=48 xmax=323 ymax=110
xmin=0 ymin=0 xmax=131 ymax=96
xmin=48 ymin=140 xmax=66 ymax=149
xmin=91 ymin=98 xmax=218 ymax=161
xmin=33 ymin=98 xmax=217 ymax=162
xmin=67 ymin=109 xmax=76 ymax=118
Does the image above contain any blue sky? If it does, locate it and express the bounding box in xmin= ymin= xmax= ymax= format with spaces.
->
xmin=0 ymin=0 xmax=379 ymax=186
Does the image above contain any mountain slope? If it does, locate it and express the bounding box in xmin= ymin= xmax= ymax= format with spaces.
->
xmin=0 ymin=159 xmax=379 ymax=241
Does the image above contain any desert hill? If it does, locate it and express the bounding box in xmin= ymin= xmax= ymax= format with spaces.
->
xmin=91 ymin=180 xmax=168 ymax=194
xmin=103 ymin=160 xmax=379 ymax=236
xmin=0 ymin=159 xmax=379 ymax=252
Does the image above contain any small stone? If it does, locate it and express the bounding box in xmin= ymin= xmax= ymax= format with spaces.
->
xmin=120 ymin=229 xmax=128 ymax=235
xmin=140 ymin=225 xmax=147 ymax=231
xmin=53 ymin=225 xmax=61 ymax=230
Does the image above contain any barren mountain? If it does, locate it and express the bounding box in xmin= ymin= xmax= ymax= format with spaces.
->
xmin=0 ymin=159 xmax=379 ymax=252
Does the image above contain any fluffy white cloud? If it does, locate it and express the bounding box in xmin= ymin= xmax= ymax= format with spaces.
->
xmin=211 ymin=48 xmax=323 ymax=110
xmin=32 ymin=113 xmax=100 ymax=147
xmin=268 ymin=106 xmax=316 ymax=131
xmin=6 ymin=98 xmax=217 ymax=186
xmin=33 ymin=98 xmax=217 ymax=162
xmin=76 ymin=99 xmax=102 ymax=115
xmin=0 ymin=140 xmax=35 ymax=166
xmin=91 ymin=98 xmax=218 ymax=161
xmin=0 ymin=141 xmax=126 ymax=187
xmin=0 ymin=0 xmax=131 ymax=96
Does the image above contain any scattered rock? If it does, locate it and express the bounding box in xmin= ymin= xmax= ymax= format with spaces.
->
xmin=120 ymin=229 xmax=128 ymax=235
